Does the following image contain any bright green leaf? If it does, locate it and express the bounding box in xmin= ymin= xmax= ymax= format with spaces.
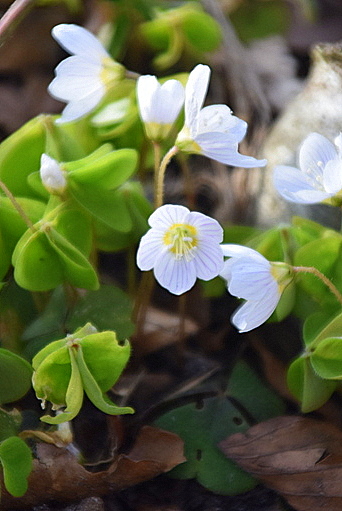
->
xmin=311 ymin=337 xmax=342 ymax=379
xmin=287 ymin=356 xmax=336 ymax=412
xmin=0 ymin=436 xmax=32 ymax=497
xmin=0 ymin=349 xmax=32 ymax=405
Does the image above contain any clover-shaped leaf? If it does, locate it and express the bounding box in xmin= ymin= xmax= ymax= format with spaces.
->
xmin=0 ymin=436 xmax=32 ymax=497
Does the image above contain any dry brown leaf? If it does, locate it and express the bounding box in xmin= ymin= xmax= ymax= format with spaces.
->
xmin=220 ymin=415 xmax=342 ymax=511
xmin=0 ymin=426 xmax=185 ymax=510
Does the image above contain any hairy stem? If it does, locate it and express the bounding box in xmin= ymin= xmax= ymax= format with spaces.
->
xmin=293 ymin=265 xmax=342 ymax=306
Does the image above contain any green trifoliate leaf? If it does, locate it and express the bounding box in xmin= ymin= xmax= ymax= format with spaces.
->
xmin=287 ymin=356 xmax=337 ymax=413
xmin=67 ymin=147 xmax=137 ymax=189
xmin=310 ymin=337 xmax=342 ymax=379
xmin=0 ymin=116 xmax=45 ymax=199
xmin=0 ymin=436 xmax=32 ymax=497
xmin=40 ymin=347 xmax=83 ymax=425
xmin=0 ymin=349 xmax=32 ymax=405
xmin=67 ymin=285 xmax=135 ymax=341
xmin=32 ymin=324 xmax=133 ymax=423
xmin=75 ymin=345 xmax=133 ymax=416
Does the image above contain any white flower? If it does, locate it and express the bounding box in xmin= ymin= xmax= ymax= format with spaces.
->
xmin=137 ymin=75 xmax=184 ymax=141
xmin=40 ymin=154 xmax=67 ymax=194
xmin=137 ymin=204 xmax=224 ymax=295
xmin=274 ymin=132 xmax=342 ymax=204
xmin=175 ymin=64 xmax=267 ymax=168
xmin=48 ymin=24 xmax=124 ymax=124
xmin=220 ymin=244 xmax=293 ymax=333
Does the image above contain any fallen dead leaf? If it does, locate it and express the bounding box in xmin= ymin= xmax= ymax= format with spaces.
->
xmin=220 ymin=415 xmax=342 ymax=511
xmin=0 ymin=426 xmax=185 ymax=509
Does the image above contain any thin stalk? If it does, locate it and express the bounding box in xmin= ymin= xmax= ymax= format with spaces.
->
xmin=0 ymin=0 xmax=35 ymax=46
xmin=0 ymin=180 xmax=35 ymax=232
xmin=293 ymin=265 xmax=342 ymax=306
xmin=152 ymin=141 xmax=162 ymax=208
xmin=155 ymin=145 xmax=179 ymax=208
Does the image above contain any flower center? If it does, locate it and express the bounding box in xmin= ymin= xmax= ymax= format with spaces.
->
xmin=163 ymin=223 xmax=198 ymax=261
xmin=100 ymin=58 xmax=124 ymax=89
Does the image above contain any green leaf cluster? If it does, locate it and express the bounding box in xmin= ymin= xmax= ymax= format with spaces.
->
xmin=32 ymin=323 xmax=134 ymax=424
xmin=140 ymin=2 xmax=222 ymax=69
xmin=155 ymin=361 xmax=285 ymax=495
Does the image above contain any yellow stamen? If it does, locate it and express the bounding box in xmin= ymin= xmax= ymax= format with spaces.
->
xmin=163 ymin=223 xmax=198 ymax=261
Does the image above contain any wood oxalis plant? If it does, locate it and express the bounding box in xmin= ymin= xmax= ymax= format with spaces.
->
xmin=1 ymin=3 xmax=342 ymax=510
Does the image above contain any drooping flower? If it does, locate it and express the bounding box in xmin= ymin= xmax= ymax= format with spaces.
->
xmin=40 ymin=154 xmax=67 ymax=194
xmin=175 ymin=64 xmax=267 ymax=168
xmin=274 ymin=132 xmax=342 ymax=204
xmin=220 ymin=244 xmax=293 ymax=332
xmin=48 ymin=24 xmax=124 ymax=124
xmin=137 ymin=204 xmax=224 ymax=295
xmin=137 ymin=75 xmax=184 ymax=141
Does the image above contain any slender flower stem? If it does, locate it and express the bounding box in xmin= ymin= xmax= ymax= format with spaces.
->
xmin=293 ymin=265 xmax=342 ymax=306
xmin=152 ymin=141 xmax=161 ymax=208
xmin=155 ymin=145 xmax=179 ymax=208
xmin=0 ymin=180 xmax=36 ymax=232
xmin=0 ymin=0 xmax=35 ymax=46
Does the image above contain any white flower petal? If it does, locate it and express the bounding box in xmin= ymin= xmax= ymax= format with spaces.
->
xmin=323 ymin=159 xmax=342 ymax=194
xmin=299 ymin=132 xmax=337 ymax=177
xmin=148 ymin=204 xmax=189 ymax=230
xmin=48 ymin=57 xmax=103 ymax=101
xmin=231 ymin=289 xmax=280 ymax=333
xmin=154 ymin=252 xmax=197 ymax=295
xmin=40 ymin=154 xmax=66 ymax=192
xmin=196 ymin=132 xmax=267 ymax=168
xmin=137 ymin=75 xmax=160 ymax=123
xmin=184 ymin=64 xmax=211 ymax=134
xmin=136 ymin=229 xmax=164 ymax=271
xmin=194 ymin=243 xmax=224 ymax=280
xmin=220 ymin=244 xmax=264 ymax=260
xmin=188 ymin=211 xmax=223 ymax=242
xmin=274 ymin=165 xmax=331 ymax=204
xmin=197 ymin=105 xmax=247 ymax=142
xmin=228 ymin=257 xmax=275 ymax=301
xmin=154 ymin=79 xmax=184 ymax=124
xmin=52 ymin=24 xmax=109 ymax=60
xmin=54 ymin=88 xmax=105 ymax=123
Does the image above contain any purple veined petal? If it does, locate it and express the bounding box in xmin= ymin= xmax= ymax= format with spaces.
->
xmin=299 ymin=132 xmax=337 ymax=180
xmin=194 ymin=243 xmax=224 ymax=280
xmin=187 ymin=211 xmax=223 ymax=243
xmin=52 ymin=24 xmax=109 ymax=61
xmin=231 ymin=287 xmax=280 ymax=332
xmin=54 ymin=87 xmax=105 ymax=123
xmin=323 ymin=159 xmax=342 ymax=194
xmin=48 ymin=57 xmax=102 ymax=101
xmin=219 ymin=258 xmax=234 ymax=282
xmin=154 ymin=251 xmax=197 ymax=295
xmin=148 ymin=204 xmax=189 ymax=229
xmin=136 ymin=229 xmax=164 ymax=271
xmin=274 ymin=165 xmax=331 ymax=204
xmin=220 ymin=243 xmax=265 ymax=261
xmin=197 ymin=105 xmax=247 ymax=142
xmin=195 ymin=132 xmax=267 ymax=168
xmin=136 ymin=75 xmax=160 ymax=123
xmin=228 ymin=258 xmax=276 ymax=301
xmin=184 ymin=64 xmax=211 ymax=131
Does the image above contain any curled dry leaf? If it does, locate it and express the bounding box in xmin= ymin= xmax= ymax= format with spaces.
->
xmin=0 ymin=426 xmax=185 ymax=510
xmin=220 ymin=415 xmax=342 ymax=511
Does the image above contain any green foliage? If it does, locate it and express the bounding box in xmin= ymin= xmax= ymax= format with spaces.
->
xmin=32 ymin=323 xmax=134 ymax=424
xmin=0 ymin=349 xmax=32 ymax=405
xmin=140 ymin=2 xmax=222 ymax=69
xmin=0 ymin=436 xmax=32 ymax=497
xmin=155 ymin=361 xmax=285 ymax=495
